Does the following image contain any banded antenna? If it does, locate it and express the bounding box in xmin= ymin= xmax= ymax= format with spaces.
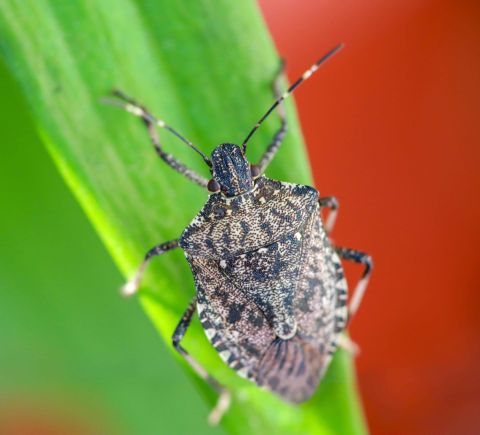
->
xmin=242 ymin=43 xmax=344 ymax=154
xmin=102 ymin=90 xmax=212 ymax=166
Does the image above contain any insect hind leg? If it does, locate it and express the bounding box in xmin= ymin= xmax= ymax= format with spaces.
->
xmin=318 ymin=196 xmax=339 ymax=234
xmin=337 ymin=333 xmax=360 ymax=356
xmin=335 ymin=247 xmax=373 ymax=320
xmin=172 ymin=297 xmax=231 ymax=425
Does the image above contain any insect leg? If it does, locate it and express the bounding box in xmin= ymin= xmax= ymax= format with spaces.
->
xmin=173 ymin=297 xmax=231 ymax=425
xmin=335 ymin=247 xmax=373 ymax=319
xmin=121 ymin=240 xmax=179 ymax=297
xmin=102 ymin=91 xmax=209 ymax=188
xmin=256 ymin=60 xmax=288 ymax=173
xmin=318 ymin=196 xmax=339 ymax=234
xmin=337 ymin=333 xmax=360 ymax=355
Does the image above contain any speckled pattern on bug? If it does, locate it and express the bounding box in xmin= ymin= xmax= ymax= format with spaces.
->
xmin=104 ymin=44 xmax=372 ymax=424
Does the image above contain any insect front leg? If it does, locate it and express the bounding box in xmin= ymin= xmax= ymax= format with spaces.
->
xmin=173 ymin=297 xmax=231 ymax=425
xmin=318 ymin=196 xmax=339 ymax=234
xmin=335 ymin=247 xmax=373 ymax=319
xmin=103 ymin=90 xmax=209 ymax=188
xmin=121 ymin=240 xmax=179 ymax=296
xmin=256 ymin=61 xmax=288 ymax=173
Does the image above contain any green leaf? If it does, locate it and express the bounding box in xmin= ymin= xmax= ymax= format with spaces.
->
xmin=0 ymin=60 xmax=220 ymax=435
xmin=0 ymin=1 xmax=367 ymax=433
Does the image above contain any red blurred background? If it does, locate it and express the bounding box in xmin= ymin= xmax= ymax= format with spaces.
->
xmin=259 ymin=0 xmax=480 ymax=433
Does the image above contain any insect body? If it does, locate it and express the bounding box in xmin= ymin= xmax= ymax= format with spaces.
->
xmin=182 ymin=171 xmax=346 ymax=403
xmin=104 ymin=44 xmax=372 ymax=424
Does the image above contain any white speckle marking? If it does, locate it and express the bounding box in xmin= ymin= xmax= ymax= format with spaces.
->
xmin=220 ymin=350 xmax=231 ymax=361
xmin=205 ymin=329 xmax=216 ymax=339
xmin=126 ymin=104 xmax=143 ymax=117
xmin=237 ymin=367 xmax=249 ymax=378
xmin=219 ymin=260 xmax=227 ymax=269
xmin=303 ymin=69 xmax=313 ymax=79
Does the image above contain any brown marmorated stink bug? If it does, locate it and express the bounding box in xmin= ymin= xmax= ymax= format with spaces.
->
xmin=103 ymin=44 xmax=372 ymax=424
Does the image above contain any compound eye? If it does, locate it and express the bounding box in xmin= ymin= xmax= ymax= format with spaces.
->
xmin=207 ymin=179 xmax=221 ymax=193
xmin=250 ymin=164 xmax=261 ymax=179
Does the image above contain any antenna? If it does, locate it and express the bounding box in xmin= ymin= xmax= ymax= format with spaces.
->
xmin=102 ymin=90 xmax=211 ymax=166
xmin=242 ymin=43 xmax=344 ymax=154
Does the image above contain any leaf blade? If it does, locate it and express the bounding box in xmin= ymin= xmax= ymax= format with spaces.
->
xmin=0 ymin=1 xmax=367 ymax=433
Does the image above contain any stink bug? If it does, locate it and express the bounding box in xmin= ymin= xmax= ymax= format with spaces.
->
xmin=103 ymin=44 xmax=372 ymax=424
